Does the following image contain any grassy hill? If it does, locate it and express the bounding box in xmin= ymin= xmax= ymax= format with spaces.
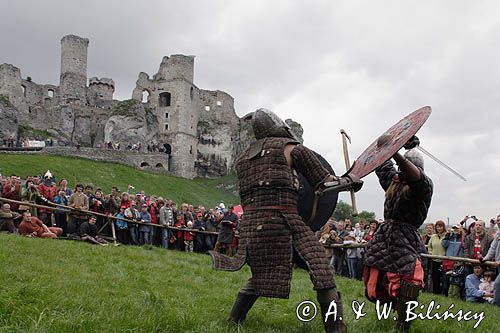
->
xmin=0 ymin=234 xmax=497 ymax=333
xmin=0 ymin=154 xmax=238 ymax=208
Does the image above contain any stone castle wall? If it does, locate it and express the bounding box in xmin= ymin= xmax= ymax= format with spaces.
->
xmin=0 ymin=34 xmax=303 ymax=179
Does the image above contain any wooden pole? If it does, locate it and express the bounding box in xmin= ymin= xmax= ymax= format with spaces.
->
xmin=340 ymin=129 xmax=358 ymax=216
xmin=110 ymin=219 xmax=118 ymax=246
xmin=324 ymin=242 xmax=498 ymax=267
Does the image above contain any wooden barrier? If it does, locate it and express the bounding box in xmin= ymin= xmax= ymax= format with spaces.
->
xmin=0 ymin=197 xmax=220 ymax=236
xmin=325 ymin=242 xmax=499 ymax=267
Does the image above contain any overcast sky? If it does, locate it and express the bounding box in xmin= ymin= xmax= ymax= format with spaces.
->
xmin=2 ymin=1 xmax=500 ymax=226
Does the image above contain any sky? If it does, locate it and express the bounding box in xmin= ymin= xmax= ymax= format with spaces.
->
xmin=1 ymin=1 xmax=500 ymax=226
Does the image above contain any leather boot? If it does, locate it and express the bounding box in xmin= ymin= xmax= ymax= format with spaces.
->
xmin=396 ymin=281 xmax=420 ymax=333
xmin=228 ymin=292 xmax=259 ymax=324
xmin=317 ymin=288 xmax=346 ymax=333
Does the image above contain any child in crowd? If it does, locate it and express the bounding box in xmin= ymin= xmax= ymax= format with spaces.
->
xmin=173 ymin=215 xmax=185 ymax=250
xmin=479 ymin=270 xmax=496 ymax=303
xmin=446 ymin=262 xmax=465 ymax=298
xmin=184 ymin=221 xmax=194 ymax=252
xmin=114 ymin=205 xmax=129 ymax=245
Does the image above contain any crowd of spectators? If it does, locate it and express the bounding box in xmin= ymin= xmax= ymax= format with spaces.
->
xmin=319 ymin=216 xmax=500 ymax=306
xmin=1 ymin=136 xmax=16 ymax=147
xmin=0 ymin=172 xmax=239 ymax=254
xmin=2 ymin=171 xmax=499 ymax=306
xmin=96 ymin=141 xmax=171 ymax=154
xmin=1 ymin=136 xmax=55 ymax=148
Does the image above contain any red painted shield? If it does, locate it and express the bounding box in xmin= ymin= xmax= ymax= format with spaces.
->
xmin=349 ymin=106 xmax=432 ymax=178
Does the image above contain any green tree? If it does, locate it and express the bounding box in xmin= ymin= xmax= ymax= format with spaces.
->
xmin=332 ymin=200 xmax=376 ymax=223
xmin=357 ymin=210 xmax=376 ymax=222
xmin=332 ymin=200 xmax=353 ymax=221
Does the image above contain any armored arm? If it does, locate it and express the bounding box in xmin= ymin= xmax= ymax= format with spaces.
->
xmin=393 ymin=152 xmax=421 ymax=182
xmin=288 ymin=144 xmax=363 ymax=193
xmin=289 ymin=144 xmax=330 ymax=188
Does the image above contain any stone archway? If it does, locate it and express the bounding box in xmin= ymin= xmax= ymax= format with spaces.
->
xmin=163 ymin=143 xmax=172 ymax=155
xmin=140 ymin=161 xmax=150 ymax=167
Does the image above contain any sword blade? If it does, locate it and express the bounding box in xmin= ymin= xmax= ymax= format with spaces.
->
xmin=416 ymin=146 xmax=467 ymax=181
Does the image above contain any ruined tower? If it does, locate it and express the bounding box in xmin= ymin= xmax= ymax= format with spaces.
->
xmin=88 ymin=77 xmax=115 ymax=101
xmin=131 ymin=55 xmax=200 ymax=178
xmin=59 ymin=35 xmax=89 ymax=103
xmin=0 ymin=64 xmax=23 ymax=107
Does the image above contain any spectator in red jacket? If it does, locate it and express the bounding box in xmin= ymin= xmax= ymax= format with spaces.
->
xmin=38 ymin=171 xmax=58 ymax=225
xmin=2 ymin=176 xmax=21 ymax=211
xmin=18 ymin=210 xmax=62 ymax=238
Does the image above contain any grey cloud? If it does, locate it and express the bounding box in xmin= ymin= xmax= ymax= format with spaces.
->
xmin=1 ymin=0 xmax=500 ymax=224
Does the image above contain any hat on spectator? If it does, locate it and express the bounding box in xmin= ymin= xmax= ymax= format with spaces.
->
xmin=18 ymin=204 xmax=30 ymax=212
xmin=452 ymin=224 xmax=460 ymax=229
xmin=197 ymin=212 xmax=203 ymax=217
xmin=120 ymin=205 xmax=127 ymax=209
xmin=142 ymin=204 xmax=148 ymax=207
xmin=219 ymin=203 xmax=225 ymax=209
xmin=130 ymin=200 xmax=136 ymax=206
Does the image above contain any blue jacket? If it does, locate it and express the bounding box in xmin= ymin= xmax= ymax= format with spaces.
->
xmin=53 ymin=196 xmax=69 ymax=213
xmin=442 ymin=233 xmax=464 ymax=257
xmin=465 ymin=274 xmax=485 ymax=302
xmin=115 ymin=213 xmax=128 ymax=230
xmin=139 ymin=211 xmax=151 ymax=232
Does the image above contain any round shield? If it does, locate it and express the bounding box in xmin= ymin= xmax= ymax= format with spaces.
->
xmin=349 ymin=106 xmax=432 ymax=179
xmin=297 ymin=152 xmax=338 ymax=231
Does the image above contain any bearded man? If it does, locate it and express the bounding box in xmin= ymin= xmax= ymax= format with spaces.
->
xmin=210 ymin=108 xmax=362 ymax=333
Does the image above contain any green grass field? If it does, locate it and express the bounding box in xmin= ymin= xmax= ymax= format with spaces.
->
xmin=0 ymin=154 xmax=238 ymax=208
xmin=0 ymin=234 xmax=497 ymax=333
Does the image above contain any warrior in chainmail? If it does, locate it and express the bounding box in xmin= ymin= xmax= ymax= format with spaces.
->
xmin=209 ymin=108 xmax=362 ymax=333
xmin=363 ymin=135 xmax=433 ymax=332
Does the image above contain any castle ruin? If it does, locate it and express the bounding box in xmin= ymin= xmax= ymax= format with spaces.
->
xmin=0 ymin=35 xmax=303 ymax=179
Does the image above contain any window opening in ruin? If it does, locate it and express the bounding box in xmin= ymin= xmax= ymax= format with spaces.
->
xmin=155 ymin=163 xmax=164 ymax=168
xmin=28 ymin=107 xmax=32 ymax=113
xmin=159 ymin=92 xmax=171 ymax=107
xmin=164 ymin=124 xmax=169 ymax=131
xmin=48 ymin=89 xmax=54 ymax=98
xmin=141 ymin=90 xmax=150 ymax=103
xmin=140 ymin=162 xmax=150 ymax=167
xmin=216 ymin=100 xmax=223 ymax=106
xmin=165 ymin=112 xmax=169 ymax=118
xmin=205 ymin=105 xmax=210 ymax=111
xmin=21 ymin=85 xmax=26 ymax=97
xmin=190 ymin=146 xmax=193 ymax=154
xmin=190 ymin=87 xmax=194 ymax=100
